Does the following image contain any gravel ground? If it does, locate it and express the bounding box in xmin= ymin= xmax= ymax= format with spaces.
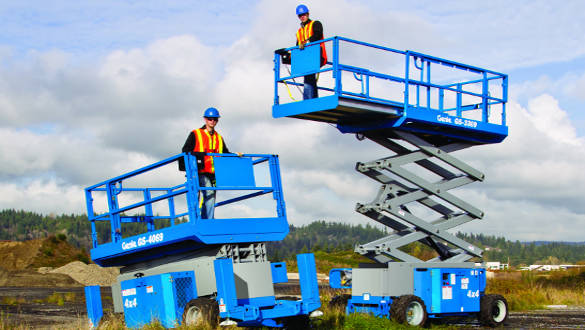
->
xmin=1 ymin=286 xmax=584 ymax=329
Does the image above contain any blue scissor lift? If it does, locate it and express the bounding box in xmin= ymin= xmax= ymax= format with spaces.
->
xmin=83 ymin=153 xmax=321 ymax=328
xmin=273 ymin=36 xmax=509 ymax=327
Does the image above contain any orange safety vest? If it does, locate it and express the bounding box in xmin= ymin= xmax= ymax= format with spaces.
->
xmin=296 ymin=20 xmax=328 ymax=66
xmin=193 ymin=128 xmax=224 ymax=174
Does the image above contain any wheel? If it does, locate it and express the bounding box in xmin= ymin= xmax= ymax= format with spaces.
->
xmin=182 ymin=297 xmax=219 ymax=326
xmin=479 ymin=294 xmax=508 ymax=327
xmin=329 ymin=294 xmax=351 ymax=309
xmin=282 ymin=315 xmax=310 ymax=329
xmin=390 ymin=295 xmax=428 ymax=326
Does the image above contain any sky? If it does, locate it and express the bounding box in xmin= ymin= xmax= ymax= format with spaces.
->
xmin=1 ymin=0 xmax=584 ymax=242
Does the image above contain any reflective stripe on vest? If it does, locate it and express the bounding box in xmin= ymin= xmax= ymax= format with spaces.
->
xmin=193 ymin=128 xmax=224 ymax=174
xmin=296 ymin=20 xmax=328 ymax=65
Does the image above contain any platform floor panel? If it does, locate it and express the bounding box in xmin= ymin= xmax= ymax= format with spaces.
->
xmin=273 ymin=96 xmax=507 ymax=144
xmin=91 ymin=217 xmax=289 ymax=267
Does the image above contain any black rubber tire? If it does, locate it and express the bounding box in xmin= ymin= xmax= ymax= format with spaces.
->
xmin=182 ymin=297 xmax=219 ymax=326
xmin=329 ymin=294 xmax=351 ymax=309
xmin=390 ymin=295 xmax=428 ymax=326
xmin=479 ymin=294 xmax=508 ymax=327
xmin=282 ymin=315 xmax=311 ymax=330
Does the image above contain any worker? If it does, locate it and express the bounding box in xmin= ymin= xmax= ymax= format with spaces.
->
xmin=180 ymin=107 xmax=237 ymax=219
xmin=295 ymin=4 xmax=327 ymax=100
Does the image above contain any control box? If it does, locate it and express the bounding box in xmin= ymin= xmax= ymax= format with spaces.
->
xmin=121 ymin=271 xmax=196 ymax=328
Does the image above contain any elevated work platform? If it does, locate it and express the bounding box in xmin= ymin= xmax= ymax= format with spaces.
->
xmin=85 ymin=153 xmax=288 ymax=267
xmin=273 ymin=36 xmax=508 ymax=144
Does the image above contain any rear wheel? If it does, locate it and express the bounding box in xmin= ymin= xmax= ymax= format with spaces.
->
xmin=479 ymin=294 xmax=508 ymax=327
xmin=182 ymin=297 xmax=219 ymax=326
xmin=282 ymin=315 xmax=310 ymax=329
xmin=390 ymin=295 xmax=428 ymax=326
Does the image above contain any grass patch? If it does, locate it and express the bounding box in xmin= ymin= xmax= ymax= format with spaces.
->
xmin=285 ymin=250 xmax=371 ymax=274
xmin=0 ymin=297 xmax=25 ymax=306
xmin=45 ymin=292 xmax=65 ymax=306
xmin=487 ymin=269 xmax=585 ymax=310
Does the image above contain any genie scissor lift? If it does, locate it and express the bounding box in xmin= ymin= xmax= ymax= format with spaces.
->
xmin=83 ymin=153 xmax=322 ymax=328
xmin=273 ymin=36 xmax=509 ymax=327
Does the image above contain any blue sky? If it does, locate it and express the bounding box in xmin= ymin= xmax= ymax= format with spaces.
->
xmin=0 ymin=0 xmax=584 ymax=241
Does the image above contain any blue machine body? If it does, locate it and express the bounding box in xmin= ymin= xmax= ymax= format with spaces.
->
xmin=346 ymin=267 xmax=486 ymax=318
xmin=85 ymin=153 xmax=288 ymax=267
xmin=273 ymin=36 xmax=508 ymax=144
xmin=215 ymin=254 xmax=321 ymax=327
xmin=121 ymin=271 xmax=196 ymax=328
xmin=84 ymin=152 xmax=321 ymax=328
xmin=84 ymin=286 xmax=103 ymax=328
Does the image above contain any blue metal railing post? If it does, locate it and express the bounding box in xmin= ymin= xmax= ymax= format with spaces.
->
xmin=426 ymin=61 xmax=431 ymax=110
xmin=439 ymin=88 xmax=444 ymax=112
xmin=85 ymin=189 xmax=98 ymax=248
xmin=456 ymin=84 xmax=462 ymax=117
xmin=502 ymin=75 xmax=508 ymax=125
xmin=143 ymin=189 xmax=155 ymax=232
xmin=333 ymin=37 xmax=341 ymax=95
xmin=106 ymin=181 xmax=122 ymax=242
xmin=184 ymin=154 xmax=201 ymax=222
xmin=167 ymin=189 xmax=175 ymax=226
xmin=366 ymin=75 xmax=370 ymax=98
xmin=269 ymin=155 xmax=286 ymax=218
xmin=482 ymin=72 xmax=488 ymax=122
xmin=274 ymin=53 xmax=280 ymax=106
xmin=404 ymin=52 xmax=410 ymax=116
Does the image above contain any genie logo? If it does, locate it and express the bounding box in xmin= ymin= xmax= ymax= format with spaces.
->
xmin=437 ymin=115 xmax=452 ymax=123
xmin=121 ymin=233 xmax=164 ymax=251
xmin=122 ymin=240 xmax=137 ymax=250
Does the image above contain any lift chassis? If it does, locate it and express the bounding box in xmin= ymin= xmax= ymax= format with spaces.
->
xmin=273 ymin=36 xmax=509 ymax=326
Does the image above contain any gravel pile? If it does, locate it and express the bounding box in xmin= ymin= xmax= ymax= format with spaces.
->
xmin=49 ymin=261 xmax=119 ymax=286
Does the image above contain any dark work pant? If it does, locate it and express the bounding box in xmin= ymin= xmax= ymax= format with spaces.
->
xmin=303 ymin=74 xmax=318 ymax=100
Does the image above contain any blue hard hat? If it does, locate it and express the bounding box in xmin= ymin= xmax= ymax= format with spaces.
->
xmin=296 ymin=4 xmax=309 ymax=15
xmin=203 ymin=107 xmax=221 ymax=118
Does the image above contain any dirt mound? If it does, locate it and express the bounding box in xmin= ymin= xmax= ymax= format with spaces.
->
xmin=49 ymin=261 xmax=119 ymax=286
xmin=0 ymin=267 xmax=79 ymax=287
xmin=0 ymin=237 xmax=89 ymax=271
xmin=0 ymin=240 xmax=44 ymax=270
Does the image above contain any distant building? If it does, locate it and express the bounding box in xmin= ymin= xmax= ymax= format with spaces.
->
xmin=485 ymin=261 xmax=509 ymax=270
xmin=519 ymin=264 xmax=584 ymax=271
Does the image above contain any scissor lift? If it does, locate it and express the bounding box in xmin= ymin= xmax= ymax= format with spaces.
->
xmin=273 ymin=36 xmax=509 ymax=326
xmin=83 ymin=153 xmax=321 ymax=328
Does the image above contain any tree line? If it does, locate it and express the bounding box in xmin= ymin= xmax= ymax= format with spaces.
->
xmin=1 ymin=209 xmax=584 ymax=266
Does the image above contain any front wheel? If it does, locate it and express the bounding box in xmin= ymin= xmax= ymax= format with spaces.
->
xmin=182 ymin=297 xmax=219 ymax=326
xmin=390 ymin=295 xmax=428 ymax=326
xmin=479 ymin=294 xmax=508 ymax=327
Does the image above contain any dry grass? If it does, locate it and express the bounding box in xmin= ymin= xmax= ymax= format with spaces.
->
xmin=0 ymin=298 xmax=25 ymax=306
xmin=2 ymin=269 xmax=584 ymax=328
xmin=487 ymin=269 xmax=585 ymax=310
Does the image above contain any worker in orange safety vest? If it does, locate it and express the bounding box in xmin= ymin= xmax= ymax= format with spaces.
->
xmin=295 ymin=4 xmax=327 ymax=100
xmin=180 ymin=107 xmax=239 ymax=219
